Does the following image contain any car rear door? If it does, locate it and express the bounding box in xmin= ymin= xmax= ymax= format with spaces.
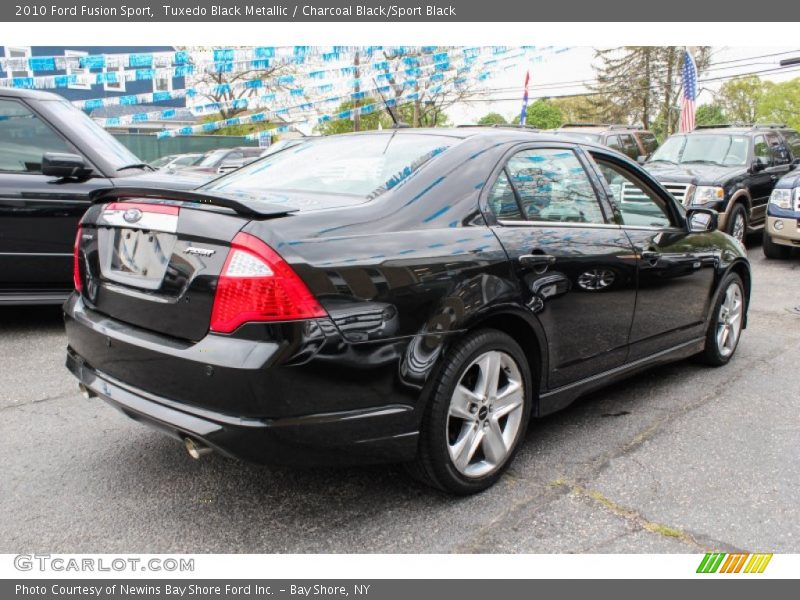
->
xmin=0 ymin=97 xmax=110 ymax=296
xmin=486 ymin=143 xmax=638 ymax=389
xmin=587 ymin=149 xmax=718 ymax=360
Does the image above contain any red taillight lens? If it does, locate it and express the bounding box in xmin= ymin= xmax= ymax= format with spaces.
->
xmin=73 ymin=226 xmax=83 ymax=292
xmin=209 ymin=232 xmax=326 ymax=333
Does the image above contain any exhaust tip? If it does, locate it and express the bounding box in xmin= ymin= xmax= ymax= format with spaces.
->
xmin=184 ymin=437 xmax=212 ymax=459
xmin=78 ymin=384 xmax=96 ymax=399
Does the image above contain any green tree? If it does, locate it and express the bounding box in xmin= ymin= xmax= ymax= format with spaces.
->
xmin=550 ymin=95 xmax=607 ymax=124
xmin=477 ymin=112 xmax=508 ymax=126
xmin=757 ymin=78 xmax=800 ymax=130
xmin=512 ymin=99 xmax=563 ymax=129
xmin=397 ymin=102 xmax=449 ymax=127
xmin=695 ymin=103 xmax=727 ymax=127
xmin=315 ymin=99 xmax=393 ymax=135
xmin=718 ymin=76 xmax=764 ymax=123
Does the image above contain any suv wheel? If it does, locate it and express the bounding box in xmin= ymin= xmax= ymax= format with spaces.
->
xmin=698 ymin=273 xmax=745 ymax=366
xmin=762 ymin=231 xmax=792 ymax=259
xmin=407 ymin=329 xmax=533 ymax=495
xmin=726 ymin=204 xmax=747 ymax=243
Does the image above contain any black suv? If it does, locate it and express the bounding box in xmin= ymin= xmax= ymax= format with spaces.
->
xmin=645 ymin=125 xmax=800 ymax=242
xmin=0 ymin=88 xmax=201 ymax=305
xmin=551 ymin=124 xmax=660 ymax=161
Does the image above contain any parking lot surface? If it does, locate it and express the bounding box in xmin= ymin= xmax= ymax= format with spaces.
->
xmin=2 ymin=244 xmax=798 ymax=553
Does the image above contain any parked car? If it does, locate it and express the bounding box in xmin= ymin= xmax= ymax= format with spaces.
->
xmin=0 ymin=88 xmax=203 ymax=305
xmin=552 ymin=124 xmax=659 ymax=161
xmin=183 ymin=146 xmax=263 ymax=175
xmin=645 ymin=124 xmax=800 ymax=243
xmin=763 ymin=170 xmax=800 ymax=258
xmin=65 ymin=128 xmax=750 ymax=494
xmin=150 ymin=153 xmax=204 ymax=171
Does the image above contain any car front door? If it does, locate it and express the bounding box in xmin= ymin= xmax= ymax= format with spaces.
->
xmin=588 ymin=150 xmax=718 ymax=360
xmin=0 ymin=97 xmax=109 ymax=296
xmin=486 ymin=144 xmax=639 ymax=389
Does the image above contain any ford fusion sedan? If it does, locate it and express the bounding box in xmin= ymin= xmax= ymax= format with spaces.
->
xmin=65 ymin=128 xmax=750 ymax=494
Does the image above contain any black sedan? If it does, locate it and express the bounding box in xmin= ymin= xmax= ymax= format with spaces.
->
xmin=65 ymin=128 xmax=750 ymax=494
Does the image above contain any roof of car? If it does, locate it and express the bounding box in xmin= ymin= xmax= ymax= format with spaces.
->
xmin=0 ymin=87 xmax=64 ymax=100
xmin=557 ymin=124 xmax=647 ymax=134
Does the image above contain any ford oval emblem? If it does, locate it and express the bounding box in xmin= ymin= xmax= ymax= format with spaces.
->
xmin=123 ymin=208 xmax=143 ymax=224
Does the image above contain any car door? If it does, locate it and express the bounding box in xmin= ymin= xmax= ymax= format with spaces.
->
xmin=753 ymin=132 xmax=793 ymax=225
xmin=748 ymin=134 xmax=775 ymax=223
xmin=0 ymin=97 xmax=109 ymax=293
xmin=587 ymin=150 xmax=718 ymax=360
xmin=486 ymin=144 xmax=638 ymax=389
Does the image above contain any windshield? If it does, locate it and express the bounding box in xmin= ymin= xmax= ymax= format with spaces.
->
xmin=204 ymin=133 xmax=456 ymax=198
xmin=197 ymin=149 xmax=230 ymax=167
xmin=39 ymin=99 xmax=141 ymax=169
xmin=552 ymin=131 xmax=601 ymax=143
xmin=649 ymin=134 xmax=749 ymax=167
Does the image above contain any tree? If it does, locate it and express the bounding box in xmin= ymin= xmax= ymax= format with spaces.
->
xmin=695 ymin=103 xmax=727 ymax=127
xmin=512 ymin=99 xmax=563 ymax=129
xmin=315 ymin=99 xmax=393 ymax=135
xmin=592 ymin=47 xmax=711 ymax=134
xmin=550 ymin=95 xmax=607 ymax=124
xmin=757 ymin=78 xmax=800 ymax=130
xmin=477 ymin=112 xmax=508 ymax=126
xmin=718 ymin=76 xmax=764 ymax=123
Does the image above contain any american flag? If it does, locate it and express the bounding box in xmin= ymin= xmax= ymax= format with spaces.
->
xmin=519 ymin=70 xmax=530 ymax=126
xmin=680 ymin=49 xmax=698 ymax=133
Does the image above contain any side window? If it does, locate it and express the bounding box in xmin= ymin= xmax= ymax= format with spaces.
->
xmin=594 ymin=157 xmax=673 ymax=229
xmin=487 ymin=170 xmax=523 ymax=220
xmin=505 ymin=148 xmax=605 ymax=224
xmin=638 ymin=133 xmax=659 ymax=156
xmin=606 ymin=135 xmax=622 ymax=152
xmin=781 ymin=131 xmax=800 ymax=159
xmin=619 ymin=134 xmax=640 ymax=159
xmin=753 ymin=135 xmax=772 ymax=167
xmin=0 ymin=99 xmax=72 ymax=173
xmin=767 ymin=134 xmax=790 ymax=166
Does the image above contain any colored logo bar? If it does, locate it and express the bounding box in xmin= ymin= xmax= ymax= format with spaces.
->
xmin=697 ymin=553 xmax=773 ymax=573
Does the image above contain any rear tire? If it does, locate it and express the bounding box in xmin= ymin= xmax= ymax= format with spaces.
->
xmin=698 ymin=273 xmax=745 ymax=366
xmin=762 ymin=231 xmax=792 ymax=259
xmin=407 ymin=329 xmax=533 ymax=495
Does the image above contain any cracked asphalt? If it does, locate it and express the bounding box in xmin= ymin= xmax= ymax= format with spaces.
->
xmin=1 ymin=243 xmax=798 ymax=554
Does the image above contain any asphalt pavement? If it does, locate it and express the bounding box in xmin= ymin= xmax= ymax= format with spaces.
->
xmin=2 ymin=243 xmax=798 ymax=553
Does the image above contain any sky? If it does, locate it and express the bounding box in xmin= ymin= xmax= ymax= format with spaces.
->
xmin=447 ymin=46 xmax=800 ymax=124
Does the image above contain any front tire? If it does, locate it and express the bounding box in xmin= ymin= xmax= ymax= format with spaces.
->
xmin=698 ymin=273 xmax=745 ymax=366
xmin=762 ymin=231 xmax=792 ymax=259
xmin=408 ymin=329 xmax=533 ymax=495
xmin=726 ymin=203 xmax=747 ymax=244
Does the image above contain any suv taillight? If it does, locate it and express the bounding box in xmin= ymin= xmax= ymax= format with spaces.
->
xmin=73 ymin=226 xmax=83 ymax=292
xmin=209 ymin=232 xmax=326 ymax=333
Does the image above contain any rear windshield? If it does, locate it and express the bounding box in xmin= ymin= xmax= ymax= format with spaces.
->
xmin=204 ymin=133 xmax=455 ymax=198
xmin=552 ymin=131 xmax=602 ymax=143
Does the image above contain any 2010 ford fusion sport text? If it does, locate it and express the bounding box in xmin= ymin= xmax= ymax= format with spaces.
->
xmin=65 ymin=128 xmax=750 ymax=495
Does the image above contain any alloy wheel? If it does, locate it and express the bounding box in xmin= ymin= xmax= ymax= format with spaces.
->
xmin=731 ymin=213 xmax=746 ymax=243
xmin=716 ymin=282 xmax=743 ymax=358
xmin=446 ymin=350 xmax=525 ymax=478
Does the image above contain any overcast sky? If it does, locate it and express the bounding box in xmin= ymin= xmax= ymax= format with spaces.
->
xmin=448 ymin=46 xmax=800 ymax=124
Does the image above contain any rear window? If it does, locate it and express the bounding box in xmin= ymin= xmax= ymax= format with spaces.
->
xmin=638 ymin=132 xmax=659 ymax=155
xmin=205 ymin=133 xmax=455 ymax=198
xmin=782 ymin=130 xmax=800 ymax=158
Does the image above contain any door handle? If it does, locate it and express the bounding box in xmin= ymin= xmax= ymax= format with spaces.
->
xmin=518 ymin=254 xmax=556 ymax=268
xmin=640 ymin=250 xmax=660 ymax=263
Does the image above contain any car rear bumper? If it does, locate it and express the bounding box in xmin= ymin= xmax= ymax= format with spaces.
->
xmin=767 ymin=216 xmax=800 ymax=247
xmin=64 ymin=295 xmax=420 ymax=466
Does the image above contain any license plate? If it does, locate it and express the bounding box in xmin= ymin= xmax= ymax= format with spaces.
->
xmin=98 ymin=228 xmax=177 ymax=290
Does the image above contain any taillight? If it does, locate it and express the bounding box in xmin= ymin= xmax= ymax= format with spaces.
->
xmin=73 ymin=226 xmax=83 ymax=292
xmin=209 ymin=232 xmax=326 ymax=333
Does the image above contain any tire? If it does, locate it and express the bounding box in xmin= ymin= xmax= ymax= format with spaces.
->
xmin=726 ymin=203 xmax=748 ymax=244
xmin=407 ymin=329 xmax=533 ymax=495
xmin=762 ymin=231 xmax=792 ymax=259
xmin=698 ymin=273 xmax=745 ymax=366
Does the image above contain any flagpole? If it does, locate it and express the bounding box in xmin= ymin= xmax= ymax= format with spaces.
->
xmin=519 ymin=69 xmax=530 ymax=127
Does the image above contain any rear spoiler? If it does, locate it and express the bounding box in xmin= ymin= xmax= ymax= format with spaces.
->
xmin=90 ymin=187 xmax=297 ymax=219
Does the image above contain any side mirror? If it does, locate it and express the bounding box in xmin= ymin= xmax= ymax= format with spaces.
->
xmin=686 ymin=208 xmax=718 ymax=233
xmin=42 ymin=152 xmax=89 ymax=178
xmin=750 ymin=159 xmax=767 ymax=174
xmin=636 ymin=155 xmax=647 ymax=165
